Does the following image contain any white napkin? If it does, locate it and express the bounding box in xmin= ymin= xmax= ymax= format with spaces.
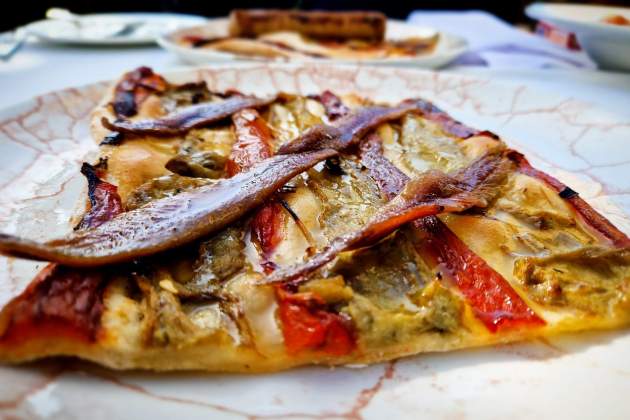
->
xmin=407 ymin=10 xmax=595 ymax=69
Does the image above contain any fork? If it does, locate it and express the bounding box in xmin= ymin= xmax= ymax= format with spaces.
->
xmin=45 ymin=7 xmax=145 ymax=38
xmin=0 ymin=29 xmax=26 ymax=62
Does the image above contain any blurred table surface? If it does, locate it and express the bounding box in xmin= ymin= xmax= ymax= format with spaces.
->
xmin=1 ymin=11 xmax=629 ymax=115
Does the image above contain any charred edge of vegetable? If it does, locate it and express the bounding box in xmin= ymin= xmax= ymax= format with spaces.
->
xmin=324 ymin=157 xmax=345 ymax=175
xmin=279 ymin=185 xmax=297 ymax=193
xmin=279 ymin=198 xmax=316 ymax=253
xmin=0 ymin=264 xmax=107 ymax=345
xmin=559 ymin=186 xmax=579 ymax=199
xmin=75 ymin=158 xmax=122 ymax=231
xmin=100 ymin=132 xmax=124 ymax=146
xmin=508 ymin=149 xmax=630 ymax=247
xmin=80 ymin=162 xmax=104 ymax=209
xmin=112 ymin=66 xmax=167 ymax=118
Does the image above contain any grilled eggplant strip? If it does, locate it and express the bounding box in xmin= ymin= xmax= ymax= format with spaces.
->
xmin=508 ymin=150 xmax=630 ymax=248
xmin=264 ymin=151 xmax=512 ymax=285
xmin=102 ymin=95 xmax=275 ymax=136
xmin=0 ymin=149 xmax=336 ymax=267
xmin=227 ymin=108 xmax=275 ymax=176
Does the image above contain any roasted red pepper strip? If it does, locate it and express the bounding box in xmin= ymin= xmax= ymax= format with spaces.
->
xmin=251 ymin=202 xmax=285 ymax=267
xmin=75 ymin=162 xmax=123 ymax=230
xmin=508 ymin=150 xmax=630 ymax=248
xmin=227 ymin=109 xmax=275 ymax=176
xmin=0 ymin=166 xmax=123 ymax=345
xmin=229 ymin=109 xmax=286 ymax=265
xmin=276 ymin=287 xmax=355 ymax=356
xmin=228 ymin=109 xmax=355 ymax=355
xmin=359 ymin=135 xmax=545 ymax=332
xmin=414 ymin=217 xmax=545 ymax=332
xmin=112 ymin=66 xmax=167 ymax=118
xmin=228 ymin=109 xmax=356 ymax=354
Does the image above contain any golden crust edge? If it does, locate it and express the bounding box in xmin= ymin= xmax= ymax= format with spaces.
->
xmin=1 ymin=314 xmax=629 ymax=372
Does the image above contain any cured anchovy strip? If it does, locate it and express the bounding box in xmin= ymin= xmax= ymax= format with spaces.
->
xmin=0 ymin=149 xmax=336 ymax=267
xmin=102 ymin=95 xmax=275 ymax=136
xmin=276 ymin=100 xmax=423 ymax=154
xmin=264 ymin=151 xmax=512 ymax=284
xmin=409 ymin=98 xmax=480 ymax=139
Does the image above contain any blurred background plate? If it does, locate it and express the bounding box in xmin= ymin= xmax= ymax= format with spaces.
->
xmin=157 ymin=18 xmax=467 ymax=68
xmin=526 ymin=3 xmax=630 ymax=71
xmin=24 ymin=12 xmax=206 ymax=46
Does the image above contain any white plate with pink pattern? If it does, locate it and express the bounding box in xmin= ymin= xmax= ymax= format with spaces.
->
xmin=1 ymin=63 xmax=629 ymax=419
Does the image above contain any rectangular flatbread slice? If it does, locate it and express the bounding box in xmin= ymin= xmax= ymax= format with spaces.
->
xmin=0 ymin=67 xmax=629 ymax=372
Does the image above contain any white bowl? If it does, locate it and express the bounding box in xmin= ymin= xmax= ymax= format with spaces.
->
xmin=526 ymin=3 xmax=630 ymax=71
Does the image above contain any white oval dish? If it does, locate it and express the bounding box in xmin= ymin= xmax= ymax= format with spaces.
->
xmin=24 ymin=13 xmax=207 ymax=46
xmin=526 ymin=3 xmax=630 ymax=71
xmin=157 ymin=18 xmax=468 ymax=69
xmin=1 ymin=63 xmax=630 ymax=419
